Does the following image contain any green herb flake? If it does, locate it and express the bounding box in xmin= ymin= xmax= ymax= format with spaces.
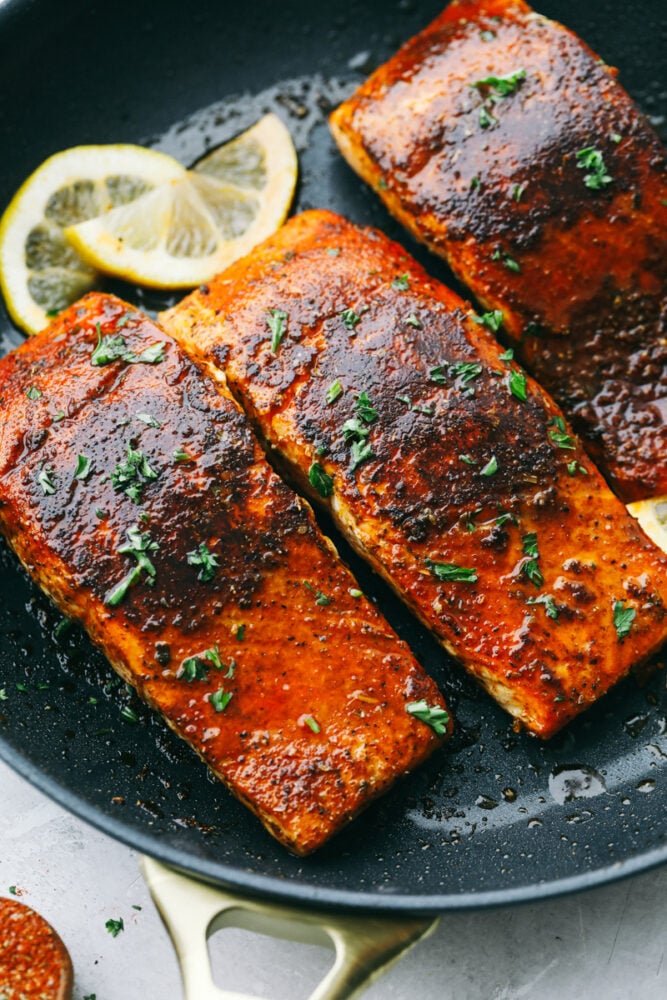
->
xmin=341 ymin=308 xmax=362 ymax=330
xmin=512 ymin=183 xmax=525 ymax=202
xmin=430 ymin=365 xmax=447 ymax=385
xmin=38 ymin=465 xmax=56 ymax=495
xmin=521 ymin=532 xmax=543 ymax=588
xmin=83 ymin=994 xmax=97 ymax=1000
xmin=507 ymin=368 xmax=528 ymax=402
xmin=548 ymin=416 xmax=576 ymax=450
xmin=120 ymin=706 xmax=139 ymax=724
xmin=309 ymin=462 xmax=334 ymax=498
xmin=266 ymin=308 xmax=288 ymax=352
xmin=406 ymin=312 xmax=422 ymax=328
xmin=472 ymin=68 xmax=527 ymax=97
xmin=326 ymin=247 xmax=341 ymax=257
xmin=480 ymin=29 xmax=496 ymax=41
xmin=105 ymin=918 xmax=124 ymax=938
xmin=613 ymin=600 xmax=636 ymax=640
xmin=104 ymin=525 xmax=158 ymax=607
xmin=95 ymin=508 xmax=107 ymax=519
xmin=480 ymin=455 xmax=498 ymax=477
xmin=136 ymin=412 xmax=161 ymax=428
xmin=15 ymin=683 xmax=27 ymax=693
xmin=235 ymin=624 xmax=245 ymax=641
xmin=0 ymin=689 xmax=7 ymax=701
xmin=349 ymin=588 xmax=363 ymax=598
xmin=91 ymin=325 xmax=165 ymax=366
xmin=187 ymin=541 xmax=220 ymax=583
xmin=498 ymin=348 xmax=514 ymax=362
xmin=611 ymin=132 xmax=622 ymax=144
xmin=492 ymin=248 xmax=521 ymax=272
xmin=111 ymin=443 xmax=158 ymax=503
xmin=74 ymin=454 xmax=93 ymax=480
xmin=406 ymin=699 xmax=450 ymax=737
xmin=575 ymin=147 xmax=613 ymax=190
xmin=479 ymin=105 xmax=496 ymax=128
xmin=8 ymin=885 xmax=17 ymax=895
xmin=326 ymin=380 xmax=344 ymax=404
xmin=173 ymin=447 xmax=194 ymax=463
xmin=473 ymin=310 xmax=504 ymax=332
xmin=392 ymin=274 xmax=410 ymax=291
xmin=450 ymin=361 xmax=483 ymax=391
xmin=303 ymin=714 xmax=321 ymax=734
xmin=53 ymin=411 xmax=65 ymax=421
xmin=315 ymin=591 xmax=332 ymax=606
xmin=470 ymin=176 xmax=481 ymax=190
xmin=25 ymin=385 xmax=42 ymax=400
xmin=350 ymin=438 xmax=373 ymax=470
xmin=210 ymin=687 xmax=233 ymax=713
xmin=527 ymin=593 xmax=559 ymax=621
xmin=426 ymin=559 xmax=478 ymax=583
xmin=567 ymin=460 xmax=588 ymax=476
xmin=460 ymin=454 xmax=476 ymax=465
xmin=355 ymin=391 xmax=378 ymax=424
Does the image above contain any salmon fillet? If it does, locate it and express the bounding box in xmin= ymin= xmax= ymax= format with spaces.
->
xmin=0 ymin=292 xmax=450 ymax=855
xmin=163 ymin=209 xmax=667 ymax=739
xmin=329 ymin=0 xmax=667 ymax=503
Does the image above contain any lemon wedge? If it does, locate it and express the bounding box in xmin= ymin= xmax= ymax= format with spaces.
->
xmin=0 ymin=145 xmax=185 ymax=334
xmin=627 ymin=496 xmax=667 ymax=555
xmin=65 ymin=115 xmax=297 ymax=289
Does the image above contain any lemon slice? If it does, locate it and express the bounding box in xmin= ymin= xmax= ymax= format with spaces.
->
xmin=0 ymin=145 xmax=186 ymax=334
xmin=627 ymin=496 xmax=667 ymax=555
xmin=64 ymin=114 xmax=297 ymax=289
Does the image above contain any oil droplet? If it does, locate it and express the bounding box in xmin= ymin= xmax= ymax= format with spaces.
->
xmin=502 ymin=787 xmax=517 ymax=802
xmin=527 ymin=818 xmax=542 ymax=828
xmin=624 ymin=713 xmax=649 ymax=738
xmin=548 ymin=765 xmax=607 ymax=804
xmin=475 ymin=794 xmax=498 ymax=810
xmin=637 ymin=779 xmax=656 ymax=793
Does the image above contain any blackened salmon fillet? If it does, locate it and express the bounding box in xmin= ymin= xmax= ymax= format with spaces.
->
xmin=0 ymin=292 xmax=450 ymax=855
xmin=329 ymin=0 xmax=667 ymax=503
xmin=163 ymin=209 xmax=667 ymax=738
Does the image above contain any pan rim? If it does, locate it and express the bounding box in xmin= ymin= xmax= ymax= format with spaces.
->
xmin=2 ymin=734 xmax=665 ymax=915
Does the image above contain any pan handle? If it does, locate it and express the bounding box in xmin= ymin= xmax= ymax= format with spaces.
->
xmin=141 ymin=856 xmax=438 ymax=1000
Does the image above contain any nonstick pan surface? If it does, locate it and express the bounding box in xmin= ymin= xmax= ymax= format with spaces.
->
xmin=0 ymin=0 xmax=665 ymax=914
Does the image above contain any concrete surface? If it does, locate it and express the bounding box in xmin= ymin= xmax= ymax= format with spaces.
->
xmin=1 ymin=756 xmax=666 ymax=1000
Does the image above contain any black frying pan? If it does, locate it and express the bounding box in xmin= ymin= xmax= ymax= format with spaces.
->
xmin=0 ymin=0 xmax=665 ymax=915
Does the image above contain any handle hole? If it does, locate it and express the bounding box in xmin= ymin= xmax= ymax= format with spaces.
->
xmin=207 ymin=919 xmax=335 ymax=1000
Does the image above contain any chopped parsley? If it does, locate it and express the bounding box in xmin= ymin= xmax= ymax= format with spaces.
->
xmin=309 ymin=462 xmax=334 ymax=498
xmin=392 ymin=274 xmax=410 ymax=291
xmin=472 ymin=68 xmax=527 ymax=97
xmin=473 ymin=310 xmax=504 ymax=332
xmin=527 ymin=593 xmax=559 ymax=621
xmin=315 ymin=591 xmax=332 ymax=606
xmin=8 ymin=885 xmax=17 ymax=895
xmin=480 ymin=455 xmax=498 ymax=476
xmin=91 ymin=326 xmax=165 ymax=366
xmin=576 ymin=147 xmax=613 ymax=190
xmin=105 ymin=918 xmax=124 ymax=937
xmin=507 ymin=368 xmax=527 ymax=402
xmin=341 ymin=308 xmax=362 ymax=330
xmin=210 ymin=687 xmax=233 ymax=713
xmin=120 ymin=706 xmax=139 ymax=723
xmin=355 ymin=391 xmax=378 ymax=424
xmin=0 ymin=689 xmax=7 ymax=701
xmin=548 ymin=416 xmax=576 ymax=450
xmin=460 ymin=454 xmax=476 ymax=465
xmin=567 ymin=460 xmax=588 ymax=476
xmin=492 ymin=248 xmax=521 ymax=272
xmin=111 ymin=443 xmax=158 ymax=503
xmin=186 ymin=541 xmax=220 ymax=582
xmin=397 ymin=395 xmax=434 ymax=416
xmin=470 ymin=176 xmax=481 ymax=190
xmin=426 ymin=559 xmax=478 ymax=583
xmin=350 ymin=439 xmax=373 ymax=470
xmin=406 ymin=312 xmax=422 ymax=328
xmin=349 ymin=588 xmax=363 ymax=598
xmin=406 ymin=699 xmax=449 ymax=736
xmin=498 ymin=348 xmax=514 ymax=362
xmin=479 ymin=105 xmax=497 ymax=128
xmin=430 ymin=365 xmax=448 ymax=386
xmin=303 ymin=715 xmax=321 ymax=734
xmin=266 ymin=308 xmax=288 ymax=352
xmin=326 ymin=379 xmax=344 ymax=404
xmin=512 ymin=183 xmax=525 ymax=202
xmin=25 ymin=385 xmax=42 ymax=400
xmin=326 ymin=247 xmax=341 ymax=257
xmin=521 ymin=532 xmax=543 ymax=588
xmin=74 ymin=454 xmax=92 ymax=480
xmin=38 ymin=465 xmax=56 ymax=495
xmin=236 ymin=624 xmax=245 ymax=641
xmin=179 ymin=645 xmax=234 ymax=683
xmin=613 ymin=600 xmax=635 ymax=640
xmin=105 ymin=525 xmax=158 ymax=607
xmin=173 ymin=447 xmax=194 ymax=463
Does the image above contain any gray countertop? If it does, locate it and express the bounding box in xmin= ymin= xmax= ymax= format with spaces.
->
xmin=1 ymin=757 xmax=666 ymax=1000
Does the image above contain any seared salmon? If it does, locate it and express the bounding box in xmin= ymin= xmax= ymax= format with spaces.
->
xmin=329 ymin=0 xmax=667 ymax=503
xmin=163 ymin=209 xmax=667 ymax=738
xmin=0 ymin=292 xmax=450 ymax=855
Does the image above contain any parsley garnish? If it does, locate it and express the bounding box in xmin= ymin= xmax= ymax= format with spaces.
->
xmin=136 ymin=412 xmax=161 ymax=428
xmin=507 ymin=368 xmax=527 ymax=402
xmin=576 ymin=147 xmax=613 ymax=190
xmin=266 ymin=309 xmax=288 ymax=352
xmin=326 ymin=380 xmax=344 ymax=404
xmin=315 ymin=591 xmax=332 ymax=606
xmin=397 ymin=395 xmax=434 ymax=415
xmin=548 ymin=416 xmax=576 ymax=450
xmin=105 ymin=526 xmax=158 ymax=607
xmin=173 ymin=447 xmax=194 ymax=463
xmin=392 ymin=274 xmax=410 ymax=291
xmin=74 ymin=454 xmax=92 ymax=480
xmin=527 ymin=593 xmax=559 ymax=621
xmin=472 ymin=68 xmax=527 ymax=97
xmin=303 ymin=715 xmax=321 ymax=734
xmin=210 ymin=687 xmax=233 ymax=713
xmin=521 ymin=532 xmax=543 ymax=588
xmin=105 ymin=918 xmax=124 ymax=937
xmin=309 ymin=462 xmax=334 ymax=498
xmin=567 ymin=460 xmax=588 ymax=476
xmin=8 ymin=885 xmax=17 ymax=895
xmin=111 ymin=443 xmax=158 ymax=503
xmin=512 ymin=183 xmax=525 ymax=202
xmin=25 ymin=385 xmax=42 ymax=400
xmin=350 ymin=439 xmax=373 ymax=470
xmin=473 ymin=310 xmax=504 ymax=332
xmin=120 ymin=706 xmax=139 ymax=723
xmin=479 ymin=105 xmax=496 ymax=128
xmin=480 ymin=455 xmax=498 ymax=476
xmin=498 ymin=348 xmax=514 ymax=362
xmin=38 ymin=465 xmax=56 ymax=495
xmin=187 ymin=541 xmax=219 ymax=582
xmin=470 ymin=176 xmax=481 ymax=190
xmin=341 ymin=308 xmax=361 ymax=330
xmin=179 ymin=645 xmax=234 ymax=683
xmin=0 ymin=689 xmax=7 ymax=701
xmin=426 ymin=559 xmax=478 ymax=583
xmin=91 ymin=326 xmax=165 ymax=366
xmin=429 ymin=365 xmax=447 ymax=385
xmin=460 ymin=454 xmax=476 ymax=465
xmin=406 ymin=700 xmax=449 ymax=736
xmin=326 ymin=247 xmax=341 ymax=257
xmin=236 ymin=624 xmax=245 ymax=641
xmin=355 ymin=391 xmax=378 ymax=423
xmin=613 ymin=600 xmax=635 ymax=640
xmin=492 ymin=248 xmax=521 ymax=272
xmin=407 ymin=312 xmax=422 ymax=328
xmin=349 ymin=588 xmax=363 ymax=598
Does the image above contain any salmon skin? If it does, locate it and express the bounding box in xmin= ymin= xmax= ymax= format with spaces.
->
xmin=0 ymin=292 xmax=450 ymax=855
xmin=163 ymin=209 xmax=667 ymax=739
xmin=329 ymin=0 xmax=667 ymax=503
